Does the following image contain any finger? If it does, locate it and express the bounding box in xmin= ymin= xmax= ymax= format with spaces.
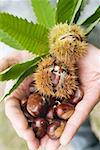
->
xmin=0 ymin=58 xmax=9 ymax=72
xmin=5 ymin=97 xmax=39 ymax=149
xmin=13 ymin=125 xmax=39 ymax=150
xmin=60 ymin=86 xmax=100 ymax=146
xmin=27 ymin=140 xmax=39 ymax=150
xmin=0 ymin=52 xmax=21 ymax=72
xmin=0 ymin=51 xmax=32 ymax=72
xmin=40 ymin=135 xmax=49 ymax=149
xmin=46 ymin=139 xmax=60 ymax=150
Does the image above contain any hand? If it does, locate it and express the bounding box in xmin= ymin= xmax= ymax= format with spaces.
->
xmin=39 ymin=44 xmax=100 ymax=150
xmin=1 ymin=44 xmax=100 ymax=150
xmin=59 ymin=44 xmax=100 ymax=146
xmin=1 ymin=51 xmax=60 ymax=150
xmin=5 ymin=75 xmax=40 ymax=150
xmin=0 ymin=51 xmax=40 ymax=150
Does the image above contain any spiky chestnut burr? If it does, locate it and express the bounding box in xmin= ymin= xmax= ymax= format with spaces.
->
xmin=34 ymin=56 xmax=79 ymax=99
xmin=47 ymin=120 xmax=65 ymax=140
xmin=49 ymin=23 xmax=87 ymax=63
xmin=27 ymin=93 xmax=48 ymax=117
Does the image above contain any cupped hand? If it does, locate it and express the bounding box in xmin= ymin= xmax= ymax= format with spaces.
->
xmin=1 ymin=44 xmax=100 ymax=150
xmin=41 ymin=44 xmax=100 ymax=150
xmin=60 ymin=44 xmax=100 ymax=146
xmin=0 ymin=51 xmax=39 ymax=150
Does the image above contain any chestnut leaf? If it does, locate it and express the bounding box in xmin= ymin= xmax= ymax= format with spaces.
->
xmin=74 ymin=0 xmax=88 ymax=23
xmin=56 ymin=0 xmax=83 ymax=24
xmin=0 ymin=13 xmax=49 ymax=55
xmin=78 ymin=6 xmax=100 ymax=35
xmin=0 ymin=56 xmax=43 ymax=81
xmin=31 ymin=0 xmax=55 ymax=28
xmin=0 ymin=62 xmax=39 ymax=102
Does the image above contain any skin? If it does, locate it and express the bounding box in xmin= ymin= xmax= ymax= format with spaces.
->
xmin=0 ymin=44 xmax=100 ymax=150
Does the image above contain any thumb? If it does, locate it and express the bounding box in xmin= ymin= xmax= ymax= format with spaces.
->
xmin=0 ymin=51 xmax=33 ymax=72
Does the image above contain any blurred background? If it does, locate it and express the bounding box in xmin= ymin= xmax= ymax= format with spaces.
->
xmin=0 ymin=0 xmax=100 ymax=150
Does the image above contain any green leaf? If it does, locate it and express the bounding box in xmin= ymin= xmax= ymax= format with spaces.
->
xmin=74 ymin=0 xmax=88 ymax=23
xmin=85 ymin=18 xmax=100 ymax=35
xmin=0 ymin=13 xmax=49 ymax=55
xmin=0 ymin=56 xmax=42 ymax=81
xmin=31 ymin=0 xmax=55 ymax=28
xmin=79 ymin=7 xmax=100 ymax=35
xmin=0 ymin=64 xmax=37 ymax=102
xmin=56 ymin=0 xmax=83 ymax=24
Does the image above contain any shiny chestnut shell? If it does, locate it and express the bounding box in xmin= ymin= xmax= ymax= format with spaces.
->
xmin=47 ymin=120 xmax=65 ymax=140
xmin=46 ymin=107 xmax=56 ymax=120
xmin=27 ymin=93 xmax=47 ymax=117
xmin=70 ymin=87 xmax=84 ymax=105
xmin=21 ymin=102 xmax=34 ymax=123
xmin=55 ymin=103 xmax=75 ymax=120
xmin=32 ymin=118 xmax=48 ymax=139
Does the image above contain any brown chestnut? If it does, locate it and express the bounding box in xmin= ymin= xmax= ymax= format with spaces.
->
xmin=55 ymin=103 xmax=75 ymax=120
xmin=46 ymin=107 xmax=55 ymax=120
xmin=70 ymin=87 xmax=84 ymax=105
xmin=32 ymin=118 xmax=48 ymax=139
xmin=46 ymin=100 xmax=61 ymax=120
xmin=47 ymin=120 xmax=65 ymax=140
xmin=27 ymin=93 xmax=47 ymax=117
xmin=51 ymin=71 xmax=60 ymax=86
xmin=29 ymin=81 xmax=36 ymax=94
xmin=21 ymin=102 xmax=34 ymax=123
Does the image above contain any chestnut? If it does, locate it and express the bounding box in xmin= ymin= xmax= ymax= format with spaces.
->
xmin=32 ymin=118 xmax=48 ymax=139
xmin=51 ymin=71 xmax=60 ymax=86
xmin=21 ymin=102 xmax=34 ymax=123
xmin=47 ymin=120 xmax=65 ymax=140
xmin=29 ymin=81 xmax=36 ymax=94
xmin=46 ymin=100 xmax=61 ymax=120
xmin=55 ymin=103 xmax=75 ymax=120
xmin=27 ymin=93 xmax=48 ymax=117
xmin=46 ymin=107 xmax=55 ymax=120
xmin=70 ymin=87 xmax=84 ymax=105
